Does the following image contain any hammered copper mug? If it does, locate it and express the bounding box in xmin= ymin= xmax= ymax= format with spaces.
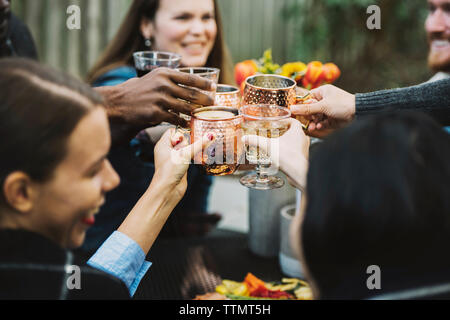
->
xmin=243 ymin=74 xmax=311 ymax=129
xmin=215 ymin=84 xmax=241 ymax=109
xmin=190 ymin=106 xmax=243 ymax=176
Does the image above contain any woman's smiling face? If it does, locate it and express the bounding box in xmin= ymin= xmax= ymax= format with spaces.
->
xmin=29 ymin=107 xmax=120 ymax=249
xmin=141 ymin=0 xmax=217 ymax=67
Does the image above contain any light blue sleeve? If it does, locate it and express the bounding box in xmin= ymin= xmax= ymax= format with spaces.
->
xmin=87 ymin=231 xmax=152 ymax=297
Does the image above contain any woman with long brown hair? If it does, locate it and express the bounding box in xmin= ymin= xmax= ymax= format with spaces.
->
xmin=82 ymin=0 xmax=234 ymax=253
xmin=87 ymin=0 xmax=234 ymax=85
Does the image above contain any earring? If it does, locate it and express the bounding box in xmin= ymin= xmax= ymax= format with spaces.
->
xmin=144 ymin=38 xmax=152 ymax=48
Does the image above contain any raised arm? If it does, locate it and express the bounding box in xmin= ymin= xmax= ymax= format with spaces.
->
xmin=87 ymin=129 xmax=214 ymax=296
xmin=95 ymin=68 xmax=216 ymax=145
xmin=355 ymin=78 xmax=450 ymax=125
xmin=291 ymin=78 xmax=450 ymax=137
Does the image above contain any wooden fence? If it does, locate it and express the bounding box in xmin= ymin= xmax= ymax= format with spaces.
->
xmin=11 ymin=0 xmax=303 ymax=79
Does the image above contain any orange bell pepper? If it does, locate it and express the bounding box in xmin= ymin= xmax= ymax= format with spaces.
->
xmin=244 ymin=273 xmax=267 ymax=290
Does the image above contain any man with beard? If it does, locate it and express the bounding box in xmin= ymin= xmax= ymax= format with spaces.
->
xmin=426 ymin=0 xmax=450 ymax=83
xmin=426 ymin=0 xmax=450 ymax=132
xmin=0 ymin=0 xmax=37 ymax=58
xmin=292 ymin=0 xmax=450 ymax=136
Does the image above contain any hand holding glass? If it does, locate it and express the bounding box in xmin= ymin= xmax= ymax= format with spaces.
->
xmin=191 ymin=106 xmax=242 ymax=176
xmin=133 ymin=51 xmax=182 ymax=76
xmin=243 ymin=74 xmax=310 ymax=130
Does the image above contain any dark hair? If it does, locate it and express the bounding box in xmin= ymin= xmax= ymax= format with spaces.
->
xmin=301 ymin=111 xmax=450 ymax=299
xmin=87 ymin=0 xmax=234 ymax=85
xmin=0 ymin=58 xmax=104 ymax=202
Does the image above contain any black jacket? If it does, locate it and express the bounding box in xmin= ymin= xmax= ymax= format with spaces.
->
xmin=0 ymin=229 xmax=129 ymax=300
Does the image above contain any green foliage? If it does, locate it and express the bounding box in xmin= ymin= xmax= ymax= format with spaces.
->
xmin=283 ymin=0 xmax=432 ymax=92
xmin=257 ymin=49 xmax=281 ymax=74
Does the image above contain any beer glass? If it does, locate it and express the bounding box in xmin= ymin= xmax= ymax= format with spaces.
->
xmin=133 ymin=51 xmax=182 ymax=76
xmin=243 ymin=74 xmax=310 ymax=130
xmin=240 ymin=104 xmax=291 ymax=190
xmin=215 ymin=84 xmax=241 ymax=109
xmin=191 ymin=106 xmax=242 ymax=176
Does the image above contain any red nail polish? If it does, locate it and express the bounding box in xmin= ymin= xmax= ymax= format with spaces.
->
xmin=207 ymin=133 xmax=214 ymax=141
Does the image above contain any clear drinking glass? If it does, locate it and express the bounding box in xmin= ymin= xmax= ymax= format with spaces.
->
xmin=191 ymin=106 xmax=243 ymax=176
xmin=240 ymin=104 xmax=291 ymax=190
xmin=133 ymin=51 xmax=182 ymax=76
xmin=176 ymin=67 xmax=220 ymax=128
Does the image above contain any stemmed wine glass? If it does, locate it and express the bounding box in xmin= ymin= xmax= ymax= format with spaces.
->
xmin=240 ymin=104 xmax=291 ymax=190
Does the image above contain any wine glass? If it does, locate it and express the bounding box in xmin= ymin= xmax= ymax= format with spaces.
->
xmin=133 ymin=51 xmax=183 ymax=142
xmin=191 ymin=106 xmax=242 ymax=176
xmin=240 ymin=104 xmax=291 ymax=190
xmin=133 ymin=51 xmax=182 ymax=76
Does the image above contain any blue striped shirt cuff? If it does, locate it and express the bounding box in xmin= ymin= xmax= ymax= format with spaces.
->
xmin=87 ymin=231 xmax=152 ymax=297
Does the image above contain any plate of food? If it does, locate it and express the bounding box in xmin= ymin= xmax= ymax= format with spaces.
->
xmin=194 ymin=273 xmax=313 ymax=300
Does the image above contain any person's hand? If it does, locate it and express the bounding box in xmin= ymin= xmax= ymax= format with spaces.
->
xmin=242 ymin=119 xmax=310 ymax=191
xmin=101 ymin=67 xmax=216 ymax=144
xmin=291 ymin=84 xmax=356 ymax=138
xmin=153 ymin=128 xmax=215 ymax=199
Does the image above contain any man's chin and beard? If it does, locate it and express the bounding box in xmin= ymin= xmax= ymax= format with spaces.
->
xmin=428 ymin=36 xmax=450 ymax=73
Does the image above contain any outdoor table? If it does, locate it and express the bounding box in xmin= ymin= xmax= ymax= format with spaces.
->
xmin=133 ymin=229 xmax=285 ymax=300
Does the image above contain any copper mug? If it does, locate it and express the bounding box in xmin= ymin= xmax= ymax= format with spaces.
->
xmin=215 ymin=84 xmax=241 ymax=109
xmin=243 ymin=74 xmax=311 ymax=129
xmin=190 ymin=106 xmax=243 ymax=176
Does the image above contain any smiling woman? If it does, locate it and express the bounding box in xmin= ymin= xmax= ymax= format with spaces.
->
xmin=87 ymin=0 xmax=234 ymax=84
xmin=0 ymin=58 xmax=214 ymax=299
xmin=82 ymin=0 xmax=233 ymax=254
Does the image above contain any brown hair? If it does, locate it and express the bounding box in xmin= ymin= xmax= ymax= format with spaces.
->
xmin=87 ymin=0 xmax=235 ymax=85
xmin=0 ymin=58 xmax=103 ymax=197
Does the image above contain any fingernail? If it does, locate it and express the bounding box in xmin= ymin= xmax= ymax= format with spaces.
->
xmin=207 ymin=133 xmax=214 ymax=141
xmin=210 ymin=82 xmax=217 ymax=91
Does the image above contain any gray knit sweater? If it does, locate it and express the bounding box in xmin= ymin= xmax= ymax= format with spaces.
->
xmin=356 ymin=78 xmax=450 ymax=126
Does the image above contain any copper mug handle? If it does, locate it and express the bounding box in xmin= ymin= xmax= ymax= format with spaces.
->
xmin=292 ymin=92 xmax=312 ymax=131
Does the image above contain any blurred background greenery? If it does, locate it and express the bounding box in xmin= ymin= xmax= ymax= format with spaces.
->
xmin=12 ymin=0 xmax=432 ymax=92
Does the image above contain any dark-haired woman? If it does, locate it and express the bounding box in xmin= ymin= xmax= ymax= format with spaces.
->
xmin=244 ymin=112 xmax=450 ymax=299
xmin=0 ymin=58 xmax=213 ymax=299
xmin=83 ymin=0 xmax=234 ymax=252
